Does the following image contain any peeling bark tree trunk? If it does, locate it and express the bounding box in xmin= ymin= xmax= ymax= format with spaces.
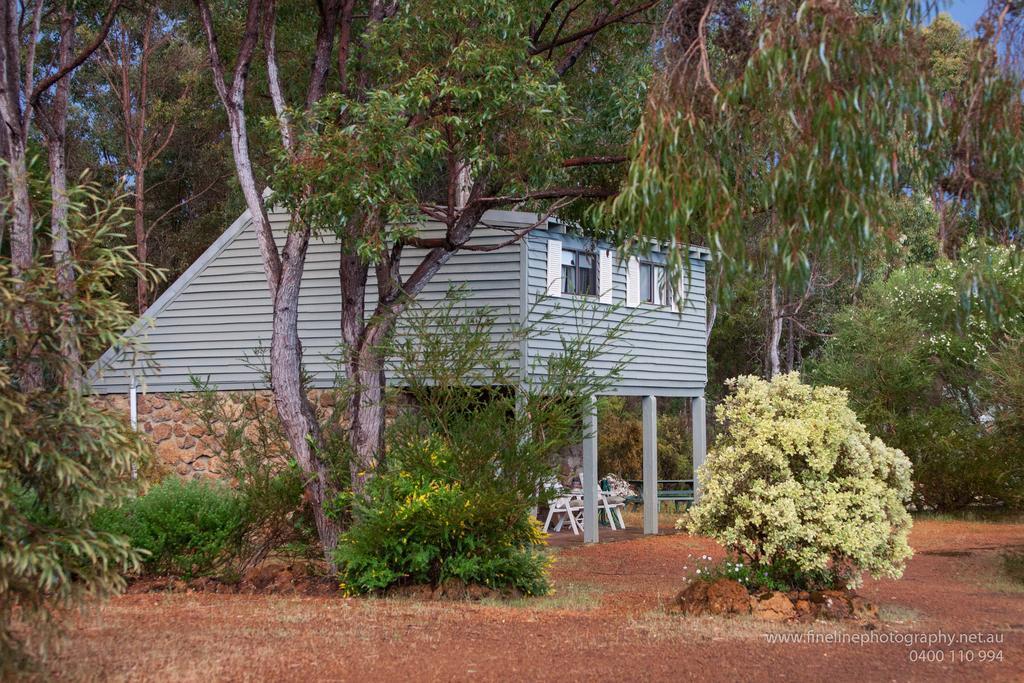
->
xmin=134 ymin=170 xmax=148 ymax=312
xmin=347 ymin=337 xmax=387 ymax=495
xmin=768 ymin=272 xmax=783 ymax=378
xmin=271 ymin=235 xmax=339 ymax=553
xmin=1 ymin=0 xmax=40 ymax=390
xmin=195 ymin=0 xmax=343 ymax=564
xmin=46 ymin=5 xmax=81 ymax=389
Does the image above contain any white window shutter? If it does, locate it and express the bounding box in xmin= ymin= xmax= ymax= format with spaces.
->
xmin=626 ymin=258 xmax=640 ymax=307
xmin=671 ymin=268 xmax=686 ymax=312
xmin=599 ymin=250 xmax=613 ymax=304
xmin=546 ymin=239 xmax=562 ymax=296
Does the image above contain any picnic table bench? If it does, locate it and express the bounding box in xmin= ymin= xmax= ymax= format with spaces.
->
xmin=624 ymin=479 xmax=695 ymax=512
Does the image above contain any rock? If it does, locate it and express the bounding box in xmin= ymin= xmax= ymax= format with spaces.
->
xmin=815 ymin=590 xmax=853 ymax=620
xmin=670 ymin=579 xmax=751 ymax=616
xmin=794 ymin=599 xmax=814 ymax=620
xmin=188 ymin=424 xmax=206 ymax=438
xmin=151 ymin=423 xmax=172 ymax=443
xmin=155 ymin=440 xmax=182 ymax=464
xmin=466 ymin=583 xmax=500 ymax=601
xmin=242 ymin=562 xmax=294 ymax=592
xmin=173 ymin=423 xmax=187 ymax=438
xmin=751 ymin=591 xmax=796 ymax=622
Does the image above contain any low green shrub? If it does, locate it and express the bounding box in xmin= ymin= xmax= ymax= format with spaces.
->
xmin=93 ymin=478 xmax=248 ymax=579
xmin=685 ymin=553 xmax=837 ymax=593
xmin=335 ymin=437 xmax=550 ymax=596
xmin=687 ymin=373 xmax=914 ymax=590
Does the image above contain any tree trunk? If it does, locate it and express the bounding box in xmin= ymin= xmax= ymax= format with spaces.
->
xmin=3 ymin=137 xmax=41 ymax=390
xmin=347 ymin=337 xmax=387 ymax=496
xmin=270 ymin=247 xmax=341 ymax=563
xmin=134 ymin=170 xmax=149 ymax=313
xmin=47 ymin=5 xmax=80 ymax=390
xmin=767 ymin=274 xmax=783 ymax=378
xmin=49 ymin=138 xmax=81 ymax=389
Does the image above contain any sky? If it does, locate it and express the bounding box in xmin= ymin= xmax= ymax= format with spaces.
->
xmin=934 ymin=0 xmax=989 ymax=33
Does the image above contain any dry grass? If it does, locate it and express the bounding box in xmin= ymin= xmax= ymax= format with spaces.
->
xmin=37 ymin=519 xmax=1024 ymax=682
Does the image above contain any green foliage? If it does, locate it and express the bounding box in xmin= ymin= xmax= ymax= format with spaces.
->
xmin=269 ymin=0 xmax=571 ymax=249
xmin=335 ymin=437 xmax=551 ymax=596
xmin=608 ymin=0 xmax=937 ymax=293
xmin=186 ymin=369 xmax=334 ymax=564
xmin=597 ymin=396 xmax=692 ymax=480
xmin=688 ymin=374 xmax=913 ymax=590
xmin=684 ymin=553 xmax=830 ymax=593
xmin=607 ymin=1 xmax=1023 ymax=330
xmin=93 ymin=479 xmax=247 ymax=579
xmin=335 ymin=289 xmax=628 ymax=595
xmin=1 ymin=187 xmax=153 ymax=673
xmin=807 ymin=244 xmax=1024 ymax=510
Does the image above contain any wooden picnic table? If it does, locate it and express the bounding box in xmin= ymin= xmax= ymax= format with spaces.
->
xmin=624 ymin=479 xmax=695 ymax=512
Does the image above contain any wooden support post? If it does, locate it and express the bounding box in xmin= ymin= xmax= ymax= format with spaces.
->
xmin=583 ymin=395 xmax=598 ymax=544
xmin=692 ymin=395 xmax=707 ymax=501
xmin=642 ymin=395 xmax=658 ymax=534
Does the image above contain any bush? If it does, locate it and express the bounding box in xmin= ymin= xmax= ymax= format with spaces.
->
xmin=334 ymin=288 xmax=628 ymax=595
xmin=186 ymin=370 xmax=333 ymax=565
xmin=335 ymin=437 xmax=550 ymax=595
xmin=687 ymin=373 xmax=913 ymax=590
xmin=94 ymin=479 xmax=247 ymax=579
xmin=807 ymin=244 xmax=1024 ymax=510
xmin=597 ymin=396 xmax=692 ymax=481
xmin=684 ymin=553 xmax=831 ymax=593
xmin=1 ymin=187 xmax=155 ymax=673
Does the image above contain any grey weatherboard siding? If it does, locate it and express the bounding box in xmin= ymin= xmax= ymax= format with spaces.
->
xmin=88 ymin=206 xmax=709 ymax=397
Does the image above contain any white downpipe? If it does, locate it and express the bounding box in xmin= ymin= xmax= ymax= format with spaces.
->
xmin=129 ymin=373 xmax=138 ymax=480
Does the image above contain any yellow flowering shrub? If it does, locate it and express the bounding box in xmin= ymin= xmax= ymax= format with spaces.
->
xmin=335 ymin=437 xmax=551 ymax=595
xmin=687 ymin=373 xmax=913 ymax=588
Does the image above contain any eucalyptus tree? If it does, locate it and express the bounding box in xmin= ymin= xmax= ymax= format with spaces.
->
xmin=0 ymin=0 xmax=123 ymax=388
xmin=194 ymin=0 xmax=658 ymax=559
xmin=607 ymin=0 xmax=1024 ymax=362
xmin=95 ymin=7 xmax=204 ymax=313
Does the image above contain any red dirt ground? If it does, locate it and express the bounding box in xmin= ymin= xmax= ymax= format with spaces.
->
xmin=46 ymin=519 xmax=1024 ymax=682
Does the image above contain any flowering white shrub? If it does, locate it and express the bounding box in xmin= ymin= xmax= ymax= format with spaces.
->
xmin=687 ymin=373 xmax=913 ymax=588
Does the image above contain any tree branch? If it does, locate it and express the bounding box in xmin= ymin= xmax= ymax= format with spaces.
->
xmin=562 ymin=154 xmax=628 ymax=167
xmin=29 ymin=0 xmax=122 ymax=107
xmin=477 ymin=186 xmax=616 ymax=206
xmin=530 ymin=0 xmax=658 ymax=56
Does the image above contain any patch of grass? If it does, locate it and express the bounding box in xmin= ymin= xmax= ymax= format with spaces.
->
xmin=626 ymin=610 xmax=840 ymax=642
xmin=482 ymin=581 xmax=601 ymax=611
xmin=878 ymin=604 xmax=921 ymax=624
xmin=913 ymin=509 xmax=1024 ymax=524
xmin=1003 ymin=550 xmax=1024 ymax=585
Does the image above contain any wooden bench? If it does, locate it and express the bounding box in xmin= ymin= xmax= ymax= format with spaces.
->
xmin=625 ymin=479 xmax=695 ymax=512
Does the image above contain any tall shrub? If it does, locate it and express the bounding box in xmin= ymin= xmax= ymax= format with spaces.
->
xmin=688 ymin=374 xmax=913 ymax=589
xmin=808 ymin=243 xmax=1024 ymax=509
xmin=335 ymin=289 xmax=628 ymax=595
xmin=0 ymin=187 xmax=155 ymax=672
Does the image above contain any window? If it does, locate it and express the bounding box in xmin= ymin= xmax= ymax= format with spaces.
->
xmin=562 ymin=247 xmax=597 ymax=296
xmin=639 ymin=261 xmax=670 ymax=305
